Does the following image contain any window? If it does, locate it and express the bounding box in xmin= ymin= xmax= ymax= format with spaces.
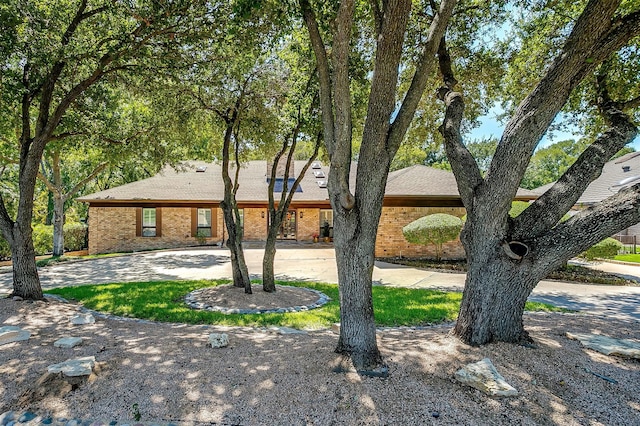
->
xmin=319 ymin=209 xmax=333 ymax=238
xmin=197 ymin=208 xmax=212 ymax=237
xmin=142 ymin=208 xmax=156 ymax=237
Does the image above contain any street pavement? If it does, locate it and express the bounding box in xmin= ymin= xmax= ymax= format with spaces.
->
xmin=1 ymin=246 xmax=640 ymax=321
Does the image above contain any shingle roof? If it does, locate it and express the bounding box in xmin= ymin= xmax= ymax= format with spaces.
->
xmin=78 ymin=161 xmax=537 ymax=203
xmin=532 ymin=151 xmax=640 ymax=204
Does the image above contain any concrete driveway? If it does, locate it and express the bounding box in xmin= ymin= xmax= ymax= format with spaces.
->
xmin=1 ymin=246 xmax=640 ymax=321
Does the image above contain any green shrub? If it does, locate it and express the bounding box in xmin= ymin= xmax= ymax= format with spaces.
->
xmin=32 ymin=224 xmax=53 ymax=256
xmin=0 ymin=235 xmax=10 ymax=260
xmin=403 ymin=213 xmax=463 ymax=260
xmin=582 ymin=238 xmax=623 ymax=260
xmin=64 ymin=222 xmax=88 ymax=251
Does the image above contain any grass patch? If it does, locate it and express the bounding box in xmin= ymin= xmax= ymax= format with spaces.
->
xmin=46 ymin=280 xmax=564 ymax=329
xmin=613 ymin=254 xmax=640 ymax=263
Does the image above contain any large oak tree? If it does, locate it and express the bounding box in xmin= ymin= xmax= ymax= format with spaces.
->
xmin=438 ymin=0 xmax=640 ymax=345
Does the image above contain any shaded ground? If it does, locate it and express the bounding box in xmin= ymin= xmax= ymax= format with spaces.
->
xmin=382 ymin=257 xmax=638 ymax=286
xmin=1 ymin=298 xmax=639 ymax=425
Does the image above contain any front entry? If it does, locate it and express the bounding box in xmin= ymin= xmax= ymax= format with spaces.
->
xmin=278 ymin=210 xmax=297 ymax=240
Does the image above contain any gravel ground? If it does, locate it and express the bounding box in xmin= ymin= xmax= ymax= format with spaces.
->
xmin=1 ymin=298 xmax=640 ymax=425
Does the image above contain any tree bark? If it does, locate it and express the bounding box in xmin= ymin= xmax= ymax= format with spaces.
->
xmin=9 ymin=225 xmax=43 ymax=300
xmin=262 ymin=219 xmax=280 ymax=292
xmin=52 ymin=194 xmax=65 ymax=257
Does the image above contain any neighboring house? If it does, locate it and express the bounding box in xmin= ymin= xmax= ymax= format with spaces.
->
xmin=533 ymin=151 xmax=640 ymax=243
xmin=78 ymin=161 xmax=537 ymax=259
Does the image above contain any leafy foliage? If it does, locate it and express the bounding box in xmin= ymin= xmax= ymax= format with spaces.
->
xmin=581 ymin=238 xmax=624 ymax=260
xmin=403 ymin=214 xmax=463 ymax=260
xmin=63 ymin=222 xmax=87 ymax=251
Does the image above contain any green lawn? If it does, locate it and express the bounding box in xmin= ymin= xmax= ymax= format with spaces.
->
xmin=613 ymin=254 xmax=640 ymax=263
xmin=46 ymin=280 xmax=564 ymax=329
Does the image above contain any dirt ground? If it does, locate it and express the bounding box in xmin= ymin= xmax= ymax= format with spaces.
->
xmin=1 ymin=297 xmax=640 ymax=425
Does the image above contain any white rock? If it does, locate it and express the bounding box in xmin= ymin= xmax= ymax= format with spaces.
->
xmin=567 ymin=332 xmax=640 ymax=359
xmin=268 ymin=326 xmax=308 ymax=335
xmin=455 ymin=358 xmax=518 ymax=397
xmin=331 ymin=323 xmax=340 ymax=334
xmin=54 ymin=337 xmax=83 ymax=348
xmin=208 ymin=333 xmax=229 ymax=348
xmin=47 ymin=356 xmax=95 ymax=377
xmin=70 ymin=313 xmax=95 ymax=325
xmin=0 ymin=326 xmax=31 ymax=346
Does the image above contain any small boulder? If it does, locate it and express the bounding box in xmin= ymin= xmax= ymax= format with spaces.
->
xmin=47 ymin=356 xmax=95 ymax=377
xmin=567 ymin=332 xmax=640 ymax=359
xmin=455 ymin=358 xmax=518 ymax=397
xmin=331 ymin=323 xmax=340 ymax=334
xmin=0 ymin=326 xmax=31 ymax=346
xmin=12 ymin=296 xmax=23 ymax=302
xmin=70 ymin=313 xmax=95 ymax=325
xmin=208 ymin=333 xmax=229 ymax=348
xmin=54 ymin=337 xmax=83 ymax=349
xmin=268 ymin=326 xmax=307 ymax=335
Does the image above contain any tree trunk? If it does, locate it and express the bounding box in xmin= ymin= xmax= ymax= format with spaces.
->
xmin=221 ymin=202 xmax=251 ymax=293
xmin=52 ymin=194 xmax=65 ymax=257
xmin=452 ymin=222 xmax=548 ymax=345
xmin=332 ymin=193 xmax=385 ymax=371
xmin=262 ymin=218 xmax=280 ymax=293
xmin=10 ymin=227 xmax=43 ymax=300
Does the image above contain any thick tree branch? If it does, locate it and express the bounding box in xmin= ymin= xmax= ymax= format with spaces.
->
xmin=621 ymin=94 xmax=640 ymax=110
xmin=537 ymin=183 xmax=640 ymax=267
xmin=387 ymin=0 xmax=457 ymax=153
xmin=369 ymin=0 xmax=383 ymax=36
xmin=486 ymin=0 xmax=627 ymax=205
xmin=512 ymin=70 xmax=638 ymax=240
xmin=300 ymin=0 xmax=335 ymax=156
xmin=438 ymin=89 xmax=480 ymax=207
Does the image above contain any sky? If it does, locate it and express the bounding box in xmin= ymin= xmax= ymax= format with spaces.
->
xmin=468 ymin=105 xmax=640 ymax=151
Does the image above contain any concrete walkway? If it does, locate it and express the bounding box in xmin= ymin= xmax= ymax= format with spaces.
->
xmin=1 ymin=246 xmax=640 ymax=321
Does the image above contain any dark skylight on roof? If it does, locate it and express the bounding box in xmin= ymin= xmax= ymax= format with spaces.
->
xmin=266 ymin=178 xmax=303 ymax=193
xmin=313 ymin=170 xmax=326 ymax=178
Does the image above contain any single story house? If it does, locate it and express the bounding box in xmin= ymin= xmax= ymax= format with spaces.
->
xmin=78 ymin=160 xmax=538 ymax=258
xmin=533 ymin=151 xmax=640 ymax=244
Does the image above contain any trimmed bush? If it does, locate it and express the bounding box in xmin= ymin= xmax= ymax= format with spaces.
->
xmin=64 ymin=222 xmax=88 ymax=251
xmin=403 ymin=213 xmax=463 ymax=260
xmin=582 ymin=238 xmax=623 ymax=260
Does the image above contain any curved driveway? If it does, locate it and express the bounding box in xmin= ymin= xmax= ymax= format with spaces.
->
xmin=1 ymin=246 xmax=640 ymax=321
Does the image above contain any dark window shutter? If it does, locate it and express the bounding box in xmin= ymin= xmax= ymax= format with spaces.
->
xmin=156 ymin=207 xmax=162 ymax=237
xmin=191 ymin=208 xmax=197 ymax=236
xmin=211 ymin=208 xmax=217 ymax=237
xmin=135 ymin=208 xmax=142 ymax=237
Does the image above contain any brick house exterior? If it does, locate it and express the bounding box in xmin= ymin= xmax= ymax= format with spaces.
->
xmin=79 ymin=161 xmax=537 ymax=259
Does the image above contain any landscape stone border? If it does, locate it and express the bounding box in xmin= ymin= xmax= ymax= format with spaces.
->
xmin=184 ymin=284 xmax=331 ymax=314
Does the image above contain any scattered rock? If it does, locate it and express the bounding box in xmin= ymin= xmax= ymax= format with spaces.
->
xmin=208 ymin=333 xmax=229 ymax=348
xmin=0 ymin=326 xmax=31 ymax=346
xmin=567 ymin=332 xmax=640 ymax=359
xmin=331 ymin=323 xmax=340 ymax=334
xmin=12 ymin=296 xmax=23 ymax=302
xmin=70 ymin=313 xmax=95 ymax=325
xmin=54 ymin=337 xmax=83 ymax=349
xmin=268 ymin=326 xmax=308 ymax=335
xmin=47 ymin=356 xmax=96 ymax=377
xmin=455 ymin=358 xmax=518 ymax=397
